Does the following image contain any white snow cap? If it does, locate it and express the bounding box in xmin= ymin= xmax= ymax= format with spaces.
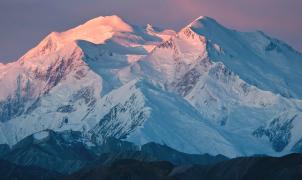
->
xmin=22 ymin=15 xmax=133 ymax=59
xmin=58 ymin=14 xmax=133 ymax=44
xmin=78 ymin=15 xmax=133 ymax=33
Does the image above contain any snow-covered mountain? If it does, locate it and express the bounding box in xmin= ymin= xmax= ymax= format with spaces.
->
xmin=0 ymin=15 xmax=301 ymax=158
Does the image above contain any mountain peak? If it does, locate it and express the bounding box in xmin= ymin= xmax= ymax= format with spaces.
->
xmin=177 ymin=15 xmax=228 ymax=42
xmin=80 ymin=15 xmax=133 ymax=33
xmin=187 ymin=16 xmax=220 ymax=30
xmin=192 ymin=16 xmax=212 ymax=22
xmin=88 ymin=15 xmax=123 ymax=22
xmin=63 ymin=15 xmax=133 ymax=42
xmin=21 ymin=15 xmax=133 ymax=59
xmin=146 ymin=23 xmax=154 ymax=31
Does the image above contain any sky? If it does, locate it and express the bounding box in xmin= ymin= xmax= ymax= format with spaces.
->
xmin=0 ymin=0 xmax=301 ymax=63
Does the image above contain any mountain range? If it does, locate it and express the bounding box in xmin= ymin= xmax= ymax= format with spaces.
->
xmin=0 ymin=15 xmax=302 ymax=160
xmin=0 ymin=130 xmax=301 ymax=180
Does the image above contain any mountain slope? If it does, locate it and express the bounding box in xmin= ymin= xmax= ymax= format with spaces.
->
xmin=138 ymin=16 xmax=302 ymax=156
xmin=188 ymin=16 xmax=302 ymax=99
xmin=63 ymin=153 xmax=302 ymax=180
xmin=0 ymin=159 xmax=60 ymax=180
xmin=2 ymin=130 xmax=97 ymax=174
xmin=173 ymin=153 xmax=302 ymax=180
xmin=0 ymin=15 xmax=173 ymax=145
xmin=1 ymin=130 xmax=227 ymax=175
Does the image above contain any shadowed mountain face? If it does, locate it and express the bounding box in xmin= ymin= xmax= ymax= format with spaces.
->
xmin=64 ymin=160 xmax=175 ymax=180
xmin=0 ymin=130 xmax=227 ymax=174
xmin=63 ymin=154 xmax=302 ymax=180
xmin=1 ymin=130 xmax=98 ymax=174
xmin=174 ymin=153 xmax=302 ymax=180
xmin=0 ymin=159 xmax=60 ymax=180
xmin=0 ymin=130 xmax=301 ymax=180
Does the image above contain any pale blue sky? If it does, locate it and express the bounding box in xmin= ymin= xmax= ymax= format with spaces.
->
xmin=0 ymin=0 xmax=301 ymax=62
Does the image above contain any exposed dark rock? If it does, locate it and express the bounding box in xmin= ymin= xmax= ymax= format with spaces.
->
xmin=0 ymin=96 xmax=25 ymax=122
xmin=89 ymin=94 xmax=147 ymax=143
xmin=208 ymin=62 xmax=235 ymax=83
xmin=71 ymin=86 xmax=96 ymax=109
xmin=253 ymin=115 xmax=297 ymax=152
xmin=57 ymin=105 xmax=76 ymax=113
xmin=175 ymin=68 xmax=201 ymax=96
xmin=265 ymin=41 xmax=282 ymax=52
